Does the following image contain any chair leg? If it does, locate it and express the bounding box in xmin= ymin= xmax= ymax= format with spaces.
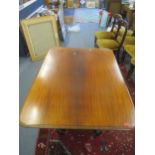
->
xmin=93 ymin=130 xmax=102 ymax=138
xmin=116 ymin=52 xmax=120 ymax=63
xmin=95 ymin=43 xmax=99 ymax=48
xmin=56 ymin=129 xmax=66 ymax=135
xmin=121 ymin=49 xmax=127 ymax=63
xmin=127 ymin=64 xmax=135 ymax=79
xmin=114 ymin=50 xmax=120 ymax=63
xmin=94 ymin=37 xmax=97 ymax=47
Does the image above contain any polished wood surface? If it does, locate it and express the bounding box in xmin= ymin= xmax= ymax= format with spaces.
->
xmin=20 ymin=48 xmax=134 ymax=129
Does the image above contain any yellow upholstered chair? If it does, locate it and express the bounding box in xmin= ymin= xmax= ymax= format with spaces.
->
xmin=95 ymin=15 xmax=134 ymax=46
xmin=112 ymin=27 xmax=134 ymax=38
xmin=131 ymin=57 xmax=135 ymax=65
xmin=121 ymin=42 xmax=135 ymax=63
xmin=95 ymin=14 xmax=122 ymax=42
xmin=121 ymin=44 xmax=135 ymax=79
xmin=117 ymin=27 xmax=133 ymax=36
xmin=117 ymin=36 xmax=135 ymax=46
xmin=96 ymin=19 xmax=128 ymax=61
xmin=124 ymin=44 xmax=135 ymax=58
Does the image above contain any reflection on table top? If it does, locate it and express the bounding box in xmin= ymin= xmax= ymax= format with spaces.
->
xmin=20 ymin=48 xmax=134 ymax=129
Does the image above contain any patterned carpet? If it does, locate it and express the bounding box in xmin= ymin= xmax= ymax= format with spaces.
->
xmin=74 ymin=8 xmax=108 ymax=27
xmin=35 ymin=63 xmax=135 ymax=155
xmin=36 ymin=129 xmax=134 ymax=155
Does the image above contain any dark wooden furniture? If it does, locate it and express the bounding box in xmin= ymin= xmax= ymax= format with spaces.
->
xmin=109 ymin=14 xmax=122 ymax=34
xmin=95 ymin=13 xmax=122 ymax=45
xmin=96 ymin=19 xmax=128 ymax=62
xmin=20 ymin=48 xmax=134 ymax=129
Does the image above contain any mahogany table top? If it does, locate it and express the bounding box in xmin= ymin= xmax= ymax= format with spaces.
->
xmin=20 ymin=48 xmax=134 ymax=129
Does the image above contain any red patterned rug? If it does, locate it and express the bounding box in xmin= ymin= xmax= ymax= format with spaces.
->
xmin=35 ymin=63 xmax=135 ymax=155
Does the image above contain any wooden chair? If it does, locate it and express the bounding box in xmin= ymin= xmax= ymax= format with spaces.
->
xmin=118 ymin=35 xmax=135 ymax=46
xmin=124 ymin=44 xmax=135 ymax=58
xmin=95 ymin=14 xmax=134 ymax=46
xmin=121 ymin=44 xmax=135 ymax=79
xmin=96 ymin=19 xmax=128 ymax=62
xmin=117 ymin=20 xmax=135 ymax=46
xmin=121 ymin=38 xmax=135 ymax=63
xmin=95 ymin=14 xmax=122 ymax=42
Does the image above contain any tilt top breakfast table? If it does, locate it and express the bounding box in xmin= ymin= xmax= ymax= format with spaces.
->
xmin=20 ymin=48 xmax=134 ymax=130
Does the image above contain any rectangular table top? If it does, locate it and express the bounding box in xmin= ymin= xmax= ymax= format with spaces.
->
xmin=20 ymin=48 xmax=134 ymax=129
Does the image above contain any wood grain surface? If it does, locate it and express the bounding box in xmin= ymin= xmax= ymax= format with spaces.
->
xmin=20 ymin=48 xmax=134 ymax=129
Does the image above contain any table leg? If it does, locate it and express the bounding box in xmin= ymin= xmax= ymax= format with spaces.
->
xmin=93 ymin=130 xmax=103 ymax=138
xmin=113 ymin=50 xmax=120 ymax=64
xmin=56 ymin=129 xmax=66 ymax=136
xmin=121 ymin=49 xmax=127 ymax=63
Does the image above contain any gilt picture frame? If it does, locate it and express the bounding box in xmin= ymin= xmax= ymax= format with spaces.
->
xmin=20 ymin=16 xmax=60 ymax=61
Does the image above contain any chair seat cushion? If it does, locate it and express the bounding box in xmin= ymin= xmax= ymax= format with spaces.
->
xmin=131 ymin=57 xmax=135 ymax=65
xmin=115 ymin=27 xmax=134 ymax=36
xmin=96 ymin=39 xmax=119 ymax=49
xmin=124 ymin=45 xmax=135 ymax=58
xmin=117 ymin=36 xmax=135 ymax=45
xmin=95 ymin=31 xmax=115 ymax=39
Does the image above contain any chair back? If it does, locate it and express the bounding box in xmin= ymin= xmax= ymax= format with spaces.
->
xmin=116 ymin=20 xmax=128 ymax=49
xmin=111 ymin=14 xmax=122 ymax=32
